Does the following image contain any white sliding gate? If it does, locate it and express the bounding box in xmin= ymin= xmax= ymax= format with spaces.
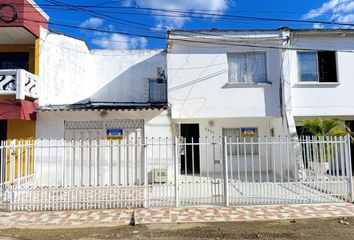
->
xmin=0 ymin=136 xmax=352 ymax=211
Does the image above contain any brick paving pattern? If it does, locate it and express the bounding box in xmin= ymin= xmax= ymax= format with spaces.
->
xmin=0 ymin=204 xmax=353 ymax=229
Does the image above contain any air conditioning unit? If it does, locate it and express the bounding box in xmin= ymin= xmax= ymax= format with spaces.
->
xmin=152 ymin=168 xmax=168 ymax=183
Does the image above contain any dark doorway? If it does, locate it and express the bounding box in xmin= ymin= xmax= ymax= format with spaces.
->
xmin=346 ymin=121 xmax=354 ymax=175
xmin=180 ymin=124 xmax=200 ymax=174
xmin=0 ymin=120 xmax=6 ymax=141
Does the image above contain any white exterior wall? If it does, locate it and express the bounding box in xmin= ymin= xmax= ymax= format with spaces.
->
xmin=36 ymin=110 xmax=173 ymax=185
xmin=91 ymin=50 xmax=166 ymax=103
xmin=173 ymin=117 xmax=282 ymax=174
xmin=37 ymin=28 xmax=171 ymax=140
xmin=39 ymin=28 xmax=166 ymax=106
xmin=36 ymin=110 xmax=171 ymax=139
xmin=168 ymin=34 xmax=283 ymax=120
xmin=39 ymin=28 xmax=95 ymax=106
xmin=286 ymin=34 xmax=354 ymax=117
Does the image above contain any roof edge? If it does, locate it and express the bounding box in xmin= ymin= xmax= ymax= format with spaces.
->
xmin=37 ymin=102 xmax=168 ymax=112
xmin=27 ymin=0 xmax=50 ymax=20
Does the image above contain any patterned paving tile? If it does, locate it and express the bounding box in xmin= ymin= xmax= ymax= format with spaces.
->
xmin=0 ymin=204 xmax=353 ymax=228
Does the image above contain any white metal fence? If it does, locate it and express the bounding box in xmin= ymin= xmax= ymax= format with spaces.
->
xmin=0 ymin=136 xmax=352 ymax=211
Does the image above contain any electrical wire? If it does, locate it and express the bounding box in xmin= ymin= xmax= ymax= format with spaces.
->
xmin=14 ymin=16 xmax=354 ymax=53
xmin=5 ymin=2 xmax=354 ymax=28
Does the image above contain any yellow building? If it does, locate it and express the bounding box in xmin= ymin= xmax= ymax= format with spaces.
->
xmin=0 ymin=1 xmax=49 ymax=181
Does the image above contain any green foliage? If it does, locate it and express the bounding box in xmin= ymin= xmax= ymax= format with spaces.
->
xmin=301 ymin=117 xmax=353 ymax=163
xmin=302 ymin=117 xmax=353 ymax=141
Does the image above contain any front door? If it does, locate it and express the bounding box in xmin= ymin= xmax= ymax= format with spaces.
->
xmin=180 ymin=124 xmax=200 ymax=174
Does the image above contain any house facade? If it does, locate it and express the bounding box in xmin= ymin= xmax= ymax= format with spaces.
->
xmin=0 ymin=1 xmax=170 ymax=143
xmin=167 ymin=28 xmax=354 ymax=174
xmin=0 ymin=0 xmax=48 ymax=142
xmin=35 ymin=28 xmax=171 ymax=141
xmin=168 ymin=28 xmax=354 ymax=134
xmin=167 ymin=29 xmax=286 ymax=174
xmin=282 ymin=29 xmax=354 ymax=134
xmin=0 ymin=2 xmax=353 ymax=210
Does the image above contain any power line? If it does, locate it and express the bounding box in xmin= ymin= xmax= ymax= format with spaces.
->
xmin=5 ymin=2 xmax=354 ymax=28
xmin=41 ymin=0 xmax=167 ymax=34
xmin=332 ymin=0 xmax=342 ymax=23
xmin=10 ymin=3 xmax=354 ymax=16
xmin=16 ymin=16 xmax=354 ymax=53
xmin=12 ymin=2 xmax=354 ymax=16
xmin=2 ymin=2 xmax=354 ymax=52
xmin=7 ymin=0 xmax=354 ymax=46
xmin=122 ymin=6 xmax=354 ymax=28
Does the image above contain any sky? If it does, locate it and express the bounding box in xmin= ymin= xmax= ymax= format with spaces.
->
xmin=34 ymin=0 xmax=354 ymax=50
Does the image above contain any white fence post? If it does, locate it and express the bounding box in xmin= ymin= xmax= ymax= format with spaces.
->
xmin=222 ymin=136 xmax=229 ymax=206
xmin=174 ymin=137 xmax=179 ymax=208
xmin=9 ymin=140 xmax=16 ymax=210
xmin=346 ymin=134 xmax=353 ymax=202
xmin=143 ymin=138 xmax=148 ymax=208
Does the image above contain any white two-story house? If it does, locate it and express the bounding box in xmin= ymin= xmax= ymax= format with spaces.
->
xmin=167 ymin=29 xmax=287 ymax=174
xmin=167 ymin=28 xmax=354 ymax=175
xmin=283 ymin=29 xmax=354 ymax=133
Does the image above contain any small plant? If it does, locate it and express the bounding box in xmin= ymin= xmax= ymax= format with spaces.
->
xmin=301 ymin=118 xmax=353 ymax=165
xmin=302 ymin=117 xmax=352 ymax=139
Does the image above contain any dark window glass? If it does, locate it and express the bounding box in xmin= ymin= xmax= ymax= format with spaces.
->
xmin=318 ymin=51 xmax=337 ymax=83
xmin=298 ymin=51 xmax=337 ymax=83
xmin=0 ymin=52 xmax=29 ymax=71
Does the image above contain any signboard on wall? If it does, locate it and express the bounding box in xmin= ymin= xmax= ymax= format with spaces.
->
xmin=241 ymin=128 xmax=257 ymax=137
xmin=107 ymin=128 xmax=124 ymax=140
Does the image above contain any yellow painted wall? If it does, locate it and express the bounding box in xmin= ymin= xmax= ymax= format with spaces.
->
xmin=34 ymin=38 xmax=40 ymax=75
xmin=6 ymin=120 xmax=35 ymax=181
xmin=0 ymin=95 xmax=16 ymax=100
xmin=0 ymin=40 xmax=40 ymax=180
xmin=7 ymin=120 xmax=36 ymax=139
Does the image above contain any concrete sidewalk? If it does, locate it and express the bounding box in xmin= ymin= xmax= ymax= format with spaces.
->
xmin=0 ymin=204 xmax=354 ymax=229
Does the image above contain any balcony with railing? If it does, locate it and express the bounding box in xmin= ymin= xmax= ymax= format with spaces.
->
xmin=149 ymin=78 xmax=167 ymax=103
xmin=0 ymin=69 xmax=39 ymax=100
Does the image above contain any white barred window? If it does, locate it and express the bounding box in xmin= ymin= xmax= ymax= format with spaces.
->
xmin=228 ymin=52 xmax=267 ymax=83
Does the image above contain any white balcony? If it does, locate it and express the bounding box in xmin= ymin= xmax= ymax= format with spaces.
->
xmin=0 ymin=69 xmax=39 ymax=100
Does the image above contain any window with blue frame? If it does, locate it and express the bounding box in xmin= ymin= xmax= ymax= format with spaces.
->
xmin=298 ymin=51 xmax=337 ymax=83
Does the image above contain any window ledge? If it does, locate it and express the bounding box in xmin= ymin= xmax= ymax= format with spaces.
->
xmin=293 ymin=82 xmax=340 ymax=88
xmin=222 ymin=82 xmax=272 ymax=88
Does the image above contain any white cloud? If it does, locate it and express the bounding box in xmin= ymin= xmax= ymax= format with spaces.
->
xmin=303 ymin=0 xmax=354 ymax=26
xmin=79 ymin=17 xmax=105 ymax=28
xmin=124 ymin=0 xmax=229 ymax=28
xmin=92 ymin=34 xmax=148 ymax=50
xmin=79 ymin=18 xmax=148 ymax=49
xmin=313 ymin=23 xmax=324 ymax=29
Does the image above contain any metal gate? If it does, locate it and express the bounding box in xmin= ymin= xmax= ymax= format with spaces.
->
xmin=0 ymin=136 xmax=352 ymax=211
xmin=176 ymin=136 xmax=352 ymax=206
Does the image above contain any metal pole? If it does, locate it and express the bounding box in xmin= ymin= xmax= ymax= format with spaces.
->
xmin=222 ymin=136 xmax=229 ymax=206
xmin=143 ymin=138 xmax=148 ymax=208
xmin=346 ymin=134 xmax=353 ymax=202
xmin=174 ymin=137 xmax=179 ymax=208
